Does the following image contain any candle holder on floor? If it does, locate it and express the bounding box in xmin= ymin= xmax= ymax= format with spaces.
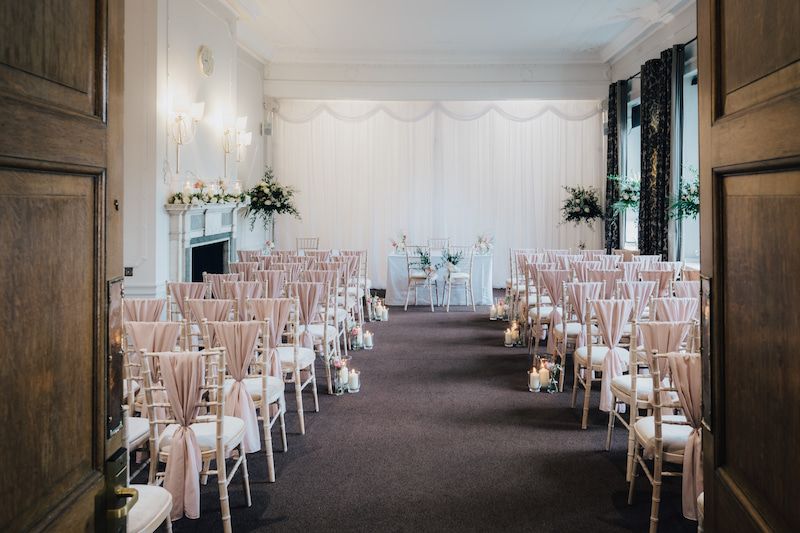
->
xmin=527 ymin=369 xmax=540 ymax=392
xmin=347 ymin=370 xmax=360 ymax=393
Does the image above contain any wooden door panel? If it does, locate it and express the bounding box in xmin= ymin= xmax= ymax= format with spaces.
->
xmin=0 ymin=0 xmax=123 ymax=530
xmin=0 ymin=170 xmax=102 ymax=532
xmin=700 ymin=0 xmax=800 ymax=531
xmin=720 ymin=171 xmax=800 ymax=531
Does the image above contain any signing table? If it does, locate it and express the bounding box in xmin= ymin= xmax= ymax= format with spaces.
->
xmin=384 ymin=252 xmax=493 ymax=306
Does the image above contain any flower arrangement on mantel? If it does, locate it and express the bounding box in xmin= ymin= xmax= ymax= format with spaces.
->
xmin=168 ymin=179 xmax=247 ymax=206
xmin=669 ymin=166 xmax=700 ymax=220
xmin=608 ymin=174 xmax=640 ymax=216
xmin=560 ymin=184 xmax=603 ymax=229
xmin=244 ymin=167 xmax=301 ymax=231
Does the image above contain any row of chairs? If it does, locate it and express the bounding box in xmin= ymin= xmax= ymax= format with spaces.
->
xmin=121 ymin=288 xmax=333 ymax=531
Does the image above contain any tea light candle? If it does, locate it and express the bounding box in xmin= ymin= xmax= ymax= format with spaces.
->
xmin=183 ymin=180 xmax=192 ymax=196
xmin=364 ymin=331 xmax=373 ymax=348
xmin=348 ymin=370 xmax=360 ymax=391
xmin=529 ymin=368 xmax=540 ymax=390
xmin=490 ymin=304 xmax=497 ymax=319
xmin=539 ymin=366 xmax=550 ymax=388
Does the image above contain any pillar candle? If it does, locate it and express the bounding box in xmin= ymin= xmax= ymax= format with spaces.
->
xmin=497 ymin=301 xmax=504 ymax=317
xmin=233 ymin=181 xmax=241 ymax=195
xmin=357 ymin=330 xmax=363 ymax=345
xmin=349 ymin=370 xmax=360 ymax=390
xmin=364 ymin=331 xmax=373 ymax=348
xmin=505 ymin=329 xmax=512 ymax=345
xmin=382 ymin=307 xmax=388 ymax=321
xmin=490 ymin=304 xmax=497 ymax=319
xmin=183 ymin=180 xmax=192 ymax=196
xmin=540 ymin=367 xmax=550 ymax=388
xmin=529 ymin=368 xmax=540 ymax=390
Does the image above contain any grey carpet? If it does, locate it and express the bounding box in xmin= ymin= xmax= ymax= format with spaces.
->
xmin=137 ymin=290 xmax=696 ymax=532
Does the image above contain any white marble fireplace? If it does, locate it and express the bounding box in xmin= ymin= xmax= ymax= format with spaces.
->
xmin=165 ymin=202 xmax=247 ymax=282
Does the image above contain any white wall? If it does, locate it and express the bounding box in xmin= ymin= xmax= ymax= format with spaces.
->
xmin=123 ymin=0 xmax=268 ymax=297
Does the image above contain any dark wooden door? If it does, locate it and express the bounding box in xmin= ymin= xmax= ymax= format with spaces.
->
xmin=698 ymin=0 xmax=800 ymax=531
xmin=0 ymin=1 xmax=124 ymax=531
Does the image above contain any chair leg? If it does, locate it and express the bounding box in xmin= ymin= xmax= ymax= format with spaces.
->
xmin=581 ymin=373 xmax=592 ymax=429
xmin=310 ymin=364 xmax=319 ymax=413
xmin=626 ymin=408 xmax=637 ymax=482
xmin=265 ymin=409 xmax=276 ymax=482
xmin=404 ymin=282 xmax=411 ymax=311
xmin=606 ymin=403 xmax=615 ymax=451
xmin=218 ymin=458 xmax=233 ymax=533
xmin=571 ymin=362 xmax=580 ymax=408
xmin=294 ymin=372 xmax=305 ymax=435
xmin=428 ymin=281 xmax=435 ymax=312
xmin=240 ymin=445 xmax=252 ymax=507
xmin=469 ymin=281 xmax=475 ymax=312
xmin=628 ymin=442 xmax=640 ymax=505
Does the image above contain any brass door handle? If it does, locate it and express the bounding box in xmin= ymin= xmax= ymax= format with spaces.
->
xmin=107 ymin=486 xmax=139 ymax=519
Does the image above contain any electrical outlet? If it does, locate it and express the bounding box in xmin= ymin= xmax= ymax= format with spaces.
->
xmin=124 ymin=267 xmax=133 ymax=277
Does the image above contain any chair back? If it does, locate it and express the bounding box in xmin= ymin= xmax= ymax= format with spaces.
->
xmin=572 ymin=261 xmax=600 ymax=283
xmin=673 ymin=280 xmax=700 ymax=299
xmin=639 ymin=269 xmax=674 ymax=297
xmin=633 ymin=254 xmax=662 ymax=263
xmin=237 ymin=249 xmax=261 ymax=262
xmin=597 ymin=254 xmax=622 ymax=269
xmin=254 ymin=269 xmax=287 ymax=298
xmin=618 ymin=261 xmax=642 ymax=282
xmin=652 ymin=297 xmax=699 ymax=322
xmin=563 ymin=281 xmax=603 ymax=348
xmin=428 ymin=237 xmax=450 ymax=250
xmin=203 ymin=273 xmax=242 ymax=299
xmin=167 ymin=282 xmax=208 ymax=320
xmin=588 ymin=298 xmax=634 ymax=412
xmin=681 ymin=269 xmax=701 ymax=281
xmin=305 ymin=249 xmax=332 ymax=263
xmin=223 ymin=280 xmax=265 ymax=320
xmin=545 ymin=249 xmax=570 ymax=263
xmin=123 ymin=298 xmax=167 ymax=322
xmin=581 ymin=249 xmax=605 ymax=260
xmin=296 ymin=237 xmax=319 ymax=251
xmin=612 ymin=249 xmax=640 ymax=262
xmin=286 ymin=282 xmax=325 ymax=349
xmin=443 ymin=245 xmax=474 ymax=277
xmin=184 ymin=298 xmax=236 ymax=350
xmin=556 ymin=253 xmax=582 ymax=271
xmin=589 ymin=269 xmax=623 ymax=299
xmin=229 ymin=261 xmax=260 ymax=282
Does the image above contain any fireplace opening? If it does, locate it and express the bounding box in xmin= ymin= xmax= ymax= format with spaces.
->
xmin=191 ymin=241 xmax=228 ymax=282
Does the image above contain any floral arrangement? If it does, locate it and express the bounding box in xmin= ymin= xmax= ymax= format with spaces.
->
xmin=168 ymin=179 xmax=247 ymax=206
xmin=244 ymin=167 xmax=300 ymax=231
xmin=474 ymin=233 xmax=494 ymax=254
xmin=390 ymin=231 xmax=408 ymax=253
xmin=608 ymin=174 xmax=640 ymax=215
xmin=416 ymin=247 xmax=438 ymax=280
xmin=265 ymin=240 xmax=275 ymax=251
xmin=560 ymin=185 xmax=604 ymax=229
xmin=440 ymin=248 xmax=464 ymax=274
xmin=669 ymin=166 xmax=700 ymax=220
xmin=543 ymin=361 xmax=564 ymax=393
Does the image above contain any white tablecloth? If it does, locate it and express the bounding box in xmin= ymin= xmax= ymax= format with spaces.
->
xmin=384 ymin=253 xmax=493 ymax=306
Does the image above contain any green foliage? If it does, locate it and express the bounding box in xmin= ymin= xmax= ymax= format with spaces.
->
xmin=244 ymin=167 xmax=301 ymax=231
xmin=560 ymin=185 xmax=603 ymax=229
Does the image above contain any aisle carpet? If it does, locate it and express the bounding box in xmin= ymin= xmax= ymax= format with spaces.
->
xmin=142 ymin=292 xmax=696 ymax=532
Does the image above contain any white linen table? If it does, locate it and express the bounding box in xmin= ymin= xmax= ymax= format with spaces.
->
xmin=384 ymin=252 xmax=493 ymax=306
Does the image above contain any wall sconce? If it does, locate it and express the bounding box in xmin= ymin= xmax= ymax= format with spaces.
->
xmin=221 ymin=115 xmax=251 ymax=177
xmin=171 ymin=96 xmax=204 ymax=173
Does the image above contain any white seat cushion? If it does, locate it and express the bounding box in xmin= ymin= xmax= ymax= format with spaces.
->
xmin=158 ymin=416 xmax=245 ymax=453
xmin=127 ymin=416 xmax=150 ymax=447
xmin=574 ymin=346 xmax=630 ymax=368
xmin=447 ymin=272 xmax=470 ymax=281
xmin=128 ymin=484 xmax=172 ymax=533
xmin=224 ymin=376 xmax=284 ymax=404
xmin=298 ymin=323 xmax=339 ymax=342
xmin=277 ymin=345 xmax=316 ymax=368
xmin=552 ymin=321 xmax=590 ymax=337
xmin=634 ymin=415 xmax=692 ymax=455
xmin=610 ymin=374 xmax=653 ymax=401
xmin=528 ymin=306 xmax=556 ymax=319
xmin=326 ymin=307 xmax=349 ymax=324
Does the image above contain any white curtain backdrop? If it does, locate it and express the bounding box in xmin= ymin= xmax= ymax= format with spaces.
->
xmin=272 ymin=100 xmax=605 ymax=290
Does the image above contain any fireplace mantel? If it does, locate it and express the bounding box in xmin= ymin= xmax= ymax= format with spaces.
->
xmin=165 ymin=202 xmax=247 ymax=282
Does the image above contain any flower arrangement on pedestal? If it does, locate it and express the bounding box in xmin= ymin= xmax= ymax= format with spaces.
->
xmin=560 ymin=185 xmax=603 ymax=229
xmin=669 ymin=166 xmax=700 ymax=220
xmin=474 ymin=232 xmax=494 ymax=254
xmin=390 ymin=231 xmax=408 ymax=253
xmin=244 ymin=167 xmax=300 ymax=231
xmin=608 ymin=174 xmax=640 ymax=215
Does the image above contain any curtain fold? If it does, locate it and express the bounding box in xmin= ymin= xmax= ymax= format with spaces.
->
xmin=639 ymin=49 xmax=673 ymax=259
xmin=604 ymin=83 xmax=621 ymax=252
xmin=272 ymin=100 xmax=604 ymax=289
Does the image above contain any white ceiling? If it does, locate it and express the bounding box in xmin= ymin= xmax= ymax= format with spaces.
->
xmin=232 ymin=0 xmax=694 ymax=66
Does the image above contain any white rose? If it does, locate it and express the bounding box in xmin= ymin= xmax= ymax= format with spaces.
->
xmin=584 ymin=207 xmax=590 ymax=213
xmin=191 ymin=197 xmax=199 ymax=204
xmin=622 ymin=194 xmax=629 ymax=200
xmin=210 ymin=197 xmax=218 ymax=203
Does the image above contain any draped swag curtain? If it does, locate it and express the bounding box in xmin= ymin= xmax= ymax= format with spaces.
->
xmin=272 ymin=100 xmax=604 ymax=289
xmin=639 ymin=49 xmax=673 ymax=258
xmin=604 ymin=83 xmax=621 ymax=252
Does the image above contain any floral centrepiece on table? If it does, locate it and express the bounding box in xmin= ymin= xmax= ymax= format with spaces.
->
xmin=608 ymin=174 xmax=640 ymax=215
xmin=244 ymin=167 xmax=301 ymax=231
xmin=560 ymin=185 xmax=603 ymax=229
xmin=669 ymin=166 xmax=700 ymax=220
xmin=265 ymin=240 xmax=275 ymax=251
xmin=390 ymin=231 xmax=408 ymax=253
xmin=474 ymin=233 xmax=494 ymax=254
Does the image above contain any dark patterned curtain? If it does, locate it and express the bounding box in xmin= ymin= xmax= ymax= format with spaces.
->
xmin=604 ymin=83 xmax=620 ymax=253
xmin=639 ymin=49 xmax=673 ymax=259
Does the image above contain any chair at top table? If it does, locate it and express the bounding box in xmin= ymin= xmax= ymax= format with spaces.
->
xmin=405 ymin=246 xmax=438 ymax=312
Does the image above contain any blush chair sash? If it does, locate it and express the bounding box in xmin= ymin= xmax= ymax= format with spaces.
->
xmin=540 ymin=270 xmax=571 ymax=352
xmin=186 ymin=299 xmax=234 ymax=324
xmin=159 ymin=352 xmax=205 ymax=520
xmin=573 ymin=261 xmax=600 ymax=283
xmin=288 ymin=282 xmax=324 ymax=350
xmin=214 ymin=321 xmax=262 ymax=453
xmin=595 ymin=299 xmax=634 ymax=412
xmin=619 ymin=262 xmax=642 ymax=282
xmin=565 ymin=282 xmax=603 ymax=348
xmin=169 ymin=282 xmax=207 ymax=317
xmin=654 ymin=298 xmax=699 ymax=322
xmin=226 ymin=281 xmax=264 ymax=320
xmin=124 ymin=298 xmax=167 ymax=322
xmin=254 ymin=269 xmax=287 ymax=298
xmin=639 ymin=270 xmax=674 ymax=297
xmin=589 ymin=269 xmax=624 ymax=299
xmin=666 ymin=352 xmax=703 ymax=520
xmin=673 ymin=280 xmax=700 ymax=299
xmin=248 ymin=298 xmax=292 ymax=379
xmin=618 ymin=281 xmax=657 ymax=320
xmin=639 ymin=321 xmax=692 ymax=413
xmin=206 ymin=273 xmax=241 ymax=299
